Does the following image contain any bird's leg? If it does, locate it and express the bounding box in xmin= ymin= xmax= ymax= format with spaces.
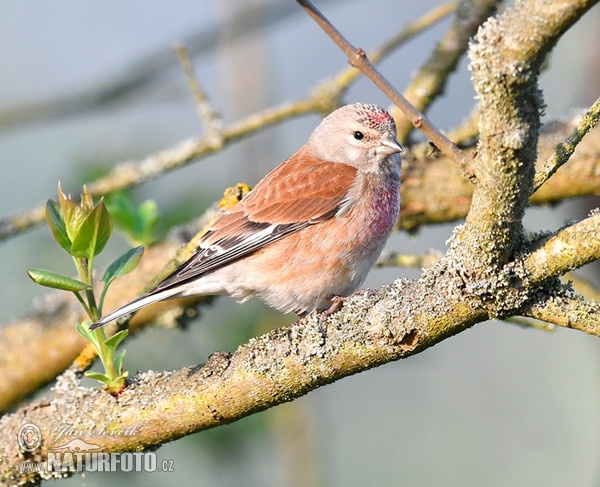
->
xmin=317 ymin=289 xmax=378 ymax=337
xmin=316 ymin=295 xmax=348 ymax=340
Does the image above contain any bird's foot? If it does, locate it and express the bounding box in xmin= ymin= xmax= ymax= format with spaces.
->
xmin=317 ymin=294 xmax=353 ymax=341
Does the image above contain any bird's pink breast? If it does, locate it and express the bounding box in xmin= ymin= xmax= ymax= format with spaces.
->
xmin=360 ymin=181 xmax=400 ymax=251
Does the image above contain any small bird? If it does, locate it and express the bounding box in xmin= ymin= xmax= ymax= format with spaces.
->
xmin=90 ymin=103 xmax=402 ymax=330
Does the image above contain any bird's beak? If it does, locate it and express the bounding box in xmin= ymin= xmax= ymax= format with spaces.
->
xmin=378 ymin=134 xmax=403 ymax=156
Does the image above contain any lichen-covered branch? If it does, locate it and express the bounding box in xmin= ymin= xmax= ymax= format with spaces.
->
xmin=0 ymin=271 xmax=482 ymax=484
xmin=174 ymin=44 xmax=225 ymax=144
xmin=459 ymin=0 xmax=597 ymax=271
xmin=533 ymin=96 xmax=600 ymax=192
xmin=327 ymin=1 xmax=458 ymax=100
xmin=2 ymin=212 xmax=600 ymax=484
xmin=523 ymin=212 xmax=600 ymax=284
xmin=399 ymin=117 xmax=600 ymax=231
xmin=523 ymin=291 xmax=600 ymax=336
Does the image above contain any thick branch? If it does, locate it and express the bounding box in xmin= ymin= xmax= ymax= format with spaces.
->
xmin=3 ymin=220 xmax=600 ymax=484
xmin=523 ymin=292 xmax=600 ymax=336
xmin=400 ymin=119 xmax=600 ymax=231
xmin=523 ymin=212 xmax=600 ymax=284
xmin=0 ymin=273 xmax=485 ymax=484
xmin=462 ymin=0 xmax=597 ymax=269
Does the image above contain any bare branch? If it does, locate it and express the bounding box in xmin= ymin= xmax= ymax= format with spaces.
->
xmin=393 ymin=0 xmax=500 ymax=142
xmin=329 ymin=1 xmax=458 ymax=91
xmin=174 ymin=44 xmax=224 ymax=145
xmin=296 ymin=0 xmax=470 ymax=172
xmin=533 ymin=96 xmax=600 ymax=192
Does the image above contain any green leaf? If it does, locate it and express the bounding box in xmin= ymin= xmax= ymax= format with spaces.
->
xmin=138 ymin=199 xmax=158 ymax=223
xmin=45 ymin=199 xmax=71 ymax=253
xmin=105 ymin=193 xmax=136 ymax=231
xmin=84 ymin=371 xmax=111 ymax=383
xmin=27 ymin=268 xmax=91 ymax=292
xmin=77 ymin=321 xmax=129 ymax=392
xmin=106 ymin=193 xmax=159 ymax=246
xmin=104 ymin=329 xmax=129 ymax=349
xmin=76 ymin=321 xmax=99 ymax=344
xmin=80 ymin=185 xmax=94 ymax=213
xmin=92 ymin=199 xmax=114 ymax=255
xmin=101 ymin=246 xmax=144 ymax=284
xmin=71 ymin=198 xmax=113 ymax=259
xmin=76 ymin=322 xmax=90 ymax=339
xmin=84 ymin=370 xmax=128 ymax=390
xmin=114 ymin=351 xmax=127 ymax=376
xmin=58 ymin=183 xmax=87 ymax=244
xmin=136 ymin=200 xmax=159 ymax=241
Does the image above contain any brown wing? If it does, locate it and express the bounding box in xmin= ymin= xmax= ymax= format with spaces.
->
xmin=150 ymin=151 xmax=357 ymax=293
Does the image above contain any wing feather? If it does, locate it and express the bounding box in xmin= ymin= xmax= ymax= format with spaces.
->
xmin=150 ymin=152 xmax=357 ymax=294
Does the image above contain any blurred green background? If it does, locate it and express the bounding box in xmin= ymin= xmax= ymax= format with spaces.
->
xmin=1 ymin=1 xmax=599 ymax=485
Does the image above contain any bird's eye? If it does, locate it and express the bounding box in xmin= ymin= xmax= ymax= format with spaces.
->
xmin=353 ymin=131 xmax=364 ymax=140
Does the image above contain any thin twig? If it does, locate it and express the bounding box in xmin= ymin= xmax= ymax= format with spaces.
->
xmin=505 ymin=316 xmax=555 ymax=332
xmin=392 ymin=0 xmax=499 ymax=142
xmin=174 ymin=44 xmax=224 ymax=146
xmin=532 ymin=97 xmax=600 ymax=193
xmin=296 ymin=0 xmax=470 ymax=173
xmin=328 ymin=1 xmax=458 ymax=92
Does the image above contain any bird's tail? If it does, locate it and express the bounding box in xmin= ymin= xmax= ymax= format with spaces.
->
xmin=88 ymin=287 xmax=182 ymax=330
